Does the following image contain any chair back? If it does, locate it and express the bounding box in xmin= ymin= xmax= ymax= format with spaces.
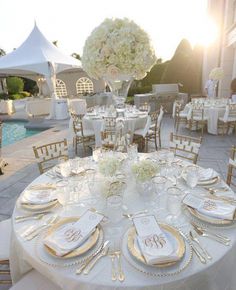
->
xmin=71 ymin=113 xmax=85 ymax=136
xmin=191 ymin=104 xmax=205 ymax=120
xmin=149 ymin=111 xmax=158 ymax=130
xmin=33 ymin=139 xmax=68 ymax=174
xmin=225 ymin=104 xmax=236 ymax=121
xmin=169 ymin=132 xmax=202 ymax=164
xmin=157 ymin=106 xmax=164 ymax=128
xmin=226 ymin=145 xmax=236 ymax=188
xmin=102 ymin=116 xmax=117 ymax=131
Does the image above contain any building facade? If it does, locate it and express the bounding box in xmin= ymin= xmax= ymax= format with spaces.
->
xmin=203 ymin=0 xmax=236 ymax=97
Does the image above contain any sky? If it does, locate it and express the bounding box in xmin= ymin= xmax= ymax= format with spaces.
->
xmin=0 ymin=0 xmax=217 ymax=61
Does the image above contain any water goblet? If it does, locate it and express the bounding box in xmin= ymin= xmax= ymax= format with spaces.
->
xmin=165 ymin=187 xmax=183 ymax=226
xmin=186 ymin=165 xmax=199 ymax=189
xmin=127 ymin=144 xmax=138 ymax=161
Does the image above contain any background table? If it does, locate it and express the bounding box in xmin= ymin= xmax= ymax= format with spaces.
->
xmin=0 ymin=100 xmax=15 ymax=114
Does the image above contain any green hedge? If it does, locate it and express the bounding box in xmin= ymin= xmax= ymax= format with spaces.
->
xmin=6 ymin=77 xmax=24 ymax=94
xmin=128 ymin=85 xmax=152 ymax=97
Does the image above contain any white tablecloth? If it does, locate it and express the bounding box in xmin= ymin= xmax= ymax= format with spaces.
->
xmin=25 ymin=98 xmax=51 ymax=117
xmin=68 ymin=99 xmax=87 ymax=115
xmin=185 ymin=104 xmax=227 ymax=135
xmin=10 ymin=155 xmax=236 ymax=290
xmin=69 ymin=114 xmax=148 ymax=147
xmin=0 ymin=100 xmax=15 ymax=114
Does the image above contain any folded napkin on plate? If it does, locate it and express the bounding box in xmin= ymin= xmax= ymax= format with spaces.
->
xmin=21 ymin=190 xmax=57 ymax=205
xmin=133 ymin=215 xmax=179 ymax=265
xmin=197 ymin=168 xmax=218 ymax=181
xmin=183 ymin=194 xmax=235 ymax=220
xmin=43 ymin=210 xmax=103 ymax=256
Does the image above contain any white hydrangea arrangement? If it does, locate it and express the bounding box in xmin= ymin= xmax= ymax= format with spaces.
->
xmin=209 ymin=67 xmax=224 ymax=80
xmin=82 ymin=18 xmax=157 ymax=80
xmin=132 ymin=160 xmax=158 ymax=182
xmin=98 ymin=156 xmax=121 ymax=177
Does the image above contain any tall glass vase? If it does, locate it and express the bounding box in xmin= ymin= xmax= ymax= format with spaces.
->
xmin=104 ymin=74 xmax=134 ymax=117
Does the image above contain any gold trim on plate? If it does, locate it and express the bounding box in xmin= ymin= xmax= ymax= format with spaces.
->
xmin=187 ymin=206 xmax=236 ymax=225
xmin=127 ymin=224 xmax=185 ymax=267
xmin=44 ymin=217 xmax=100 ymax=259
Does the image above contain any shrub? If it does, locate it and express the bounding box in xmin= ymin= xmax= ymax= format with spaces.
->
xmin=6 ymin=77 xmax=24 ymax=94
xmin=0 ymin=92 xmax=9 ymax=100
xmin=21 ymin=91 xmax=31 ymax=97
xmin=128 ymin=85 xmax=152 ymax=96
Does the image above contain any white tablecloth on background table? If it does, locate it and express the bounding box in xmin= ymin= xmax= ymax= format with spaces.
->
xmin=69 ymin=113 xmax=148 ymax=147
xmin=185 ymin=104 xmax=227 ymax=135
xmin=9 ymin=154 xmax=236 ymax=290
xmin=0 ymin=100 xmax=15 ymax=114
xmin=68 ymin=99 xmax=87 ymax=115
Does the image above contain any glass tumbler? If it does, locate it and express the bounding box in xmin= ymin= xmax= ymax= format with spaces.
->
xmin=165 ymin=187 xmax=183 ymax=225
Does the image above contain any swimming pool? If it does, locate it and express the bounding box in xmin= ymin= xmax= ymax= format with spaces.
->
xmin=1 ymin=121 xmax=45 ymax=147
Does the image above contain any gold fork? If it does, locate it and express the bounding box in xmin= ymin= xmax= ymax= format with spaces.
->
xmin=109 ymin=253 xmax=117 ymax=281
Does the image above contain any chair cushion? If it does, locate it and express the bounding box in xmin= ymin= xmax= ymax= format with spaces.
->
xmin=134 ymin=128 xmax=145 ymax=137
xmin=76 ymin=129 xmax=94 ymax=137
xmin=179 ymin=111 xmax=188 ymax=118
xmin=0 ymin=218 xmax=11 ymax=260
xmin=10 ymin=269 xmax=60 ymax=290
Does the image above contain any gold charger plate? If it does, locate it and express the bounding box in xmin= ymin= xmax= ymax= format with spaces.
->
xmin=20 ymin=198 xmax=58 ymax=211
xmin=186 ymin=206 xmax=236 ymax=225
xmin=127 ymin=224 xmax=185 ymax=267
xmin=44 ymin=217 xmax=100 ymax=259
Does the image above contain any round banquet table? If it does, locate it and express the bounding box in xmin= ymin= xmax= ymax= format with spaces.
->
xmin=69 ymin=111 xmax=148 ymax=147
xmin=10 ymin=154 xmax=236 ymax=290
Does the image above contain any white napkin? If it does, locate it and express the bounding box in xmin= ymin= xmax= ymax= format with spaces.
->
xmin=183 ymin=194 xmax=235 ymax=220
xmin=133 ymin=216 xmax=179 ymax=265
xmin=43 ymin=210 xmax=103 ymax=256
xmin=21 ymin=190 xmax=57 ymax=205
xmin=198 ymin=168 xmax=218 ymax=181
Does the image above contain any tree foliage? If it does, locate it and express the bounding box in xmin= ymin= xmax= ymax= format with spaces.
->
xmin=161 ymin=39 xmax=203 ymax=94
xmin=6 ymin=77 xmax=24 ymax=94
xmin=71 ymin=53 xmax=81 ymax=60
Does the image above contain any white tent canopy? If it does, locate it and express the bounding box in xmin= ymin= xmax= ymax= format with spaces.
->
xmin=0 ymin=23 xmax=82 ymax=118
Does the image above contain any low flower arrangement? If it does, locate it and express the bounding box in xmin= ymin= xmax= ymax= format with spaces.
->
xmin=209 ymin=67 xmax=224 ymax=81
xmin=82 ymin=18 xmax=156 ymax=80
xmin=131 ymin=159 xmax=158 ymax=182
xmin=98 ymin=156 xmax=121 ymax=177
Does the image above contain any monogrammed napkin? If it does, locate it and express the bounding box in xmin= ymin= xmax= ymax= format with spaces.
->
xmin=133 ymin=215 xmax=179 ymax=265
xmin=44 ymin=210 xmax=103 ymax=256
xmin=183 ymin=194 xmax=235 ymax=220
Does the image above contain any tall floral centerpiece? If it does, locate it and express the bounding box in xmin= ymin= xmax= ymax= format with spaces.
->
xmin=209 ymin=67 xmax=224 ymax=98
xmin=82 ymin=18 xmax=157 ymax=113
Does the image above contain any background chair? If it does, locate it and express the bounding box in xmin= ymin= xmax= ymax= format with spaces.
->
xmin=173 ymin=101 xmax=188 ymax=132
xmin=10 ymin=269 xmax=60 ymax=290
xmin=71 ymin=113 xmax=95 ymax=155
xmin=189 ymin=104 xmax=208 ymax=136
xmin=0 ymin=218 xmax=12 ymax=286
xmin=33 ymin=139 xmax=69 ymax=174
xmin=218 ymin=104 xmax=236 ymax=135
xmin=226 ymin=145 xmax=236 ymax=188
xmin=169 ymin=132 xmax=202 ymax=164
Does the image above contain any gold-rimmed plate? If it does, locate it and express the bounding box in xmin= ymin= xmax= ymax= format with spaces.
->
xmin=186 ymin=206 xmax=236 ymax=225
xmin=44 ymin=217 xmax=100 ymax=259
xmin=127 ymin=224 xmax=185 ymax=267
xmin=197 ymin=176 xmax=220 ymax=186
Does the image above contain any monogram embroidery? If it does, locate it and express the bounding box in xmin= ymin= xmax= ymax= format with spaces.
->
xmin=144 ymin=234 xmax=166 ymax=249
xmin=64 ymin=228 xmax=83 ymax=242
xmin=203 ymin=200 xmax=217 ymax=211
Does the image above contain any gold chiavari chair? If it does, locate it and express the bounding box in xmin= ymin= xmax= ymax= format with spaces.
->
xmin=0 ymin=219 xmax=12 ymax=286
xmin=169 ymin=132 xmax=202 ymax=164
xmin=33 ymin=139 xmax=69 ymax=174
xmin=173 ymin=101 xmax=188 ymax=132
xmin=189 ymin=104 xmax=208 ymax=136
xmin=218 ymin=104 xmax=236 ymax=135
xmin=71 ymin=112 xmax=95 ymax=154
xmin=102 ymin=116 xmax=117 ymax=131
xmin=226 ymin=145 xmax=236 ymax=188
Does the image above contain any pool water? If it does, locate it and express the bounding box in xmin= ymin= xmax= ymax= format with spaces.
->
xmin=2 ymin=121 xmax=45 ymax=147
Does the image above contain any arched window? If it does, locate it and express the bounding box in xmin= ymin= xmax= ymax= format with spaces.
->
xmin=55 ymin=79 xmax=67 ymax=97
xmin=76 ymin=77 xmax=94 ymax=95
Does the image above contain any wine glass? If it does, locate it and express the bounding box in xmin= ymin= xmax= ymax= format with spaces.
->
xmin=186 ymin=166 xmax=199 ymax=189
xmin=127 ymin=144 xmax=138 ymax=161
xmin=165 ymin=187 xmax=183 ymax=225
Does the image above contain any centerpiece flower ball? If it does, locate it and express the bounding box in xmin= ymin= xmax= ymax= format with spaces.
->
xmin=82 ymin=18 xmax=157 ymax=80
xmin=132 ymin=159 xmax=158 ymax=182
xmin=209 ymin=67 xmax=224 ymax=81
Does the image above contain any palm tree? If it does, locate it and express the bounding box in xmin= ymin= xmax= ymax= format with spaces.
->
xmin=0 ymin=48 xmax=6 ymax=57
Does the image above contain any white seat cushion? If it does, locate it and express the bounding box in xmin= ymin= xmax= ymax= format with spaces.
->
xmin=76 ymin=129 xmax=94 ymax=137
xmin=193 ymin=116 xmax=208 ymax=121
xmin=219 ymin=117 xmax=236 ymax=122
xmin=0 ymin=218 xmax=11 ymax=260
xmin=10 ymin=270 xmax=60 ymax=290
xmin=134 ymin=128 xmax=145 ymax=137
xmin=179 ymin=111 xmax=188 ymax=118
